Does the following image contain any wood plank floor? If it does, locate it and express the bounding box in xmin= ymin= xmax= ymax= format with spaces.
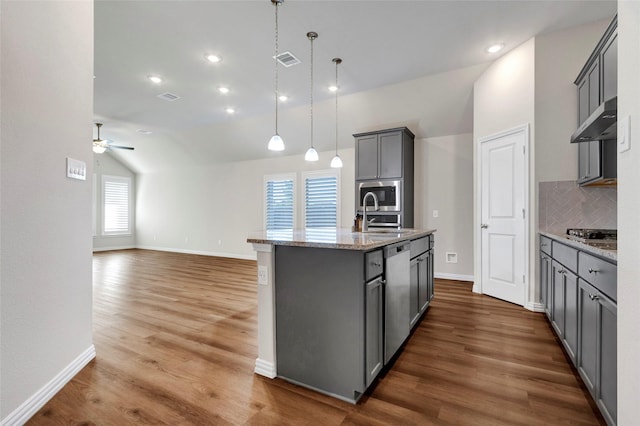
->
xmin=28 ymin=249 xmax=604 ymax=425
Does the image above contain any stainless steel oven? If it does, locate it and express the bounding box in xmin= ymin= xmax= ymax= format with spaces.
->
xmin=357 ymin=180 xmax=401 ymax=212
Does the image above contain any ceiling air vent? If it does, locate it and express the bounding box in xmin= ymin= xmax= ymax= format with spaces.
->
xmin=275 ymin=51 xmax=301 ymax=67
xmin=157 ymin=92 xmax=181 ymax=101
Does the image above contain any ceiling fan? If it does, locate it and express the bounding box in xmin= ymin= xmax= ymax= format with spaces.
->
xmin=92 ymin=123 xmax=134 ymax=154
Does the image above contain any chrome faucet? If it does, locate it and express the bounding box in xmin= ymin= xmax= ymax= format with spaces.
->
xmin=362 ymin=192 xmax=379 ymax=232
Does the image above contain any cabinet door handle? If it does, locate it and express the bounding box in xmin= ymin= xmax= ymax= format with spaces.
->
xmin=481 ymin=224 xmax=489 ymax=229
xmin=558 ymin=269 xmax=566 ymax=274
xmin=588 ymin=293 xmax=600 ymax=301
xmin=541 ymin=243 xmax=548 ymax=247
xmin=372 ymin=261 xmax=382 ymax=267
xmin=588 ymin=268 xmax=599 ymax=274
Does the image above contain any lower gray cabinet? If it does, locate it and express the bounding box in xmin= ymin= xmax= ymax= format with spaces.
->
xmin=551 ymin=260 xmax=565 ymax=337
xmin=540 ymin=233 xmax=617 ymax=425
xmin=540 ymin=252 xmax=552 ymax=318
xmin=409 ymin=235 xmax=433 ymax=328
xmin=365 ymin=276 xmax=384 ymax=388
xmin=578 ymin=279 xmax=617 ymax=426
xmin=409 ymin=257 xmax=419 ymax=327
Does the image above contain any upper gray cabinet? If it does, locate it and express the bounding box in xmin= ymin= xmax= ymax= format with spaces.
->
xmin=354 ymin=127 xmax=414 ymax=181
xmin=574 ymin=15 xmax=617 ymax=186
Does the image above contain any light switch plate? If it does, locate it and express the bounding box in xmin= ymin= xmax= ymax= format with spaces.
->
xmin=619 ymin=115 xmax=631 ymax=153
xmin=66 ymin=157 xmax=86 ymax=180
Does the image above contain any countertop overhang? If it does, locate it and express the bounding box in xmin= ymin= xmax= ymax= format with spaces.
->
xmin=247 ymin=228 xmax=436 ymax=250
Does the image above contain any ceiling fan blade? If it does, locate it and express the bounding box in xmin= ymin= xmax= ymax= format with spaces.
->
xmin=108 ymin=145 xmax=135 ymax=151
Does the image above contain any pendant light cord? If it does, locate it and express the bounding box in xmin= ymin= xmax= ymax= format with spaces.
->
xmin=335 ymin=61 xmax=338 ymax=154
xmin=274 ymin=2 xmax=280 ymax=135
xmin=309 ymin=34 xmax=314 ymax=149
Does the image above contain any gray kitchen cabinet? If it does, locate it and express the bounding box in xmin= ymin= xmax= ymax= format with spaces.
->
xmin=355 ymin=134 xmax=379 ymax=180
xmin=601 ymin=31 xmax=617 ymax=105
xmin=539 ymin=233 xmax=617 ymax=425
xmin=540 ymin=237 xmax=552 ymax=318
xmin=354 ymin=127 xmax=414 ymax=181
xmin=409 ymin=235 xmax=433 ymax=328
xmin=550 ymin=241 xmax=579 ymax=363
xmin=550 ymin=260 xmax=565 ymax=337
xmin=574 ymin=16 xmax=617 ymax=187
xmin=409 ymin=257 xmax=419 ymax=326
xmin=365 ymin=275 xmax=384 ymax=388
xmin=578 ymin=279 xmax=617 ymax=426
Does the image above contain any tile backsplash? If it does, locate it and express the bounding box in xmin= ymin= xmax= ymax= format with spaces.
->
xmin=539 ymin=180 xmax=617 ymax=235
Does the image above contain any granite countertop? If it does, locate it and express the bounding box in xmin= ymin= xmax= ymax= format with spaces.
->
xmin=540 ymin=231 xmax=617 ymax=262
xmin=247 ymin=228 xmax=436 ymax=250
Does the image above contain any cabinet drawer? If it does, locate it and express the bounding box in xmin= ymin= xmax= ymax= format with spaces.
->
xmin=540 ymin=235 xmax=552 ymax=255
xmin=365 ymin=250 xmax=383 ymax=281
xmin=578 ymin=252 xmax=617 ymax=302
xmin=552 ymin=241 xmax=578 ymax=273
xmin=410 ymin=236 xmax=429 ymax=258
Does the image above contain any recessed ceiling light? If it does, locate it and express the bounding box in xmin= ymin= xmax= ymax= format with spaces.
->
xmin=137 ymin=129 xmax=152 ymax=134
xmin=225 ymin=107 xmax=235 ymax=114
xmin=279 ymin=95 xmax=288 ymax=102
xmin=148 ymin=75 xmax=163 ymax=84
xmin=218 ymin=86 xmax=230 ymax=94
xmin=486 ymin=44 xmax=504 ymax=54
xmin=328 ymin=85 xmax=338 ymax=92
xmin=206 ymin=54 xmax=222 ymax=63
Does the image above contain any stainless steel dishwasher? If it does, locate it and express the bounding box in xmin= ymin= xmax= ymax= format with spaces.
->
xmin=383 ymin=241 xmax=411 ymax=364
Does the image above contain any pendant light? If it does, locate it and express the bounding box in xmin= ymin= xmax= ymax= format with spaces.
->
xmin=304 ymin=31 xmax=319 ymax=162
xmin=268 ymin=0 xmax=285 ymax=151
xmin=330 ymin=58 xmax=343 ymax=168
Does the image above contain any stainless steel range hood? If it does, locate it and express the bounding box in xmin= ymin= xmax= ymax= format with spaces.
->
xmin=570 ymin=96 xmax=617 ymax=143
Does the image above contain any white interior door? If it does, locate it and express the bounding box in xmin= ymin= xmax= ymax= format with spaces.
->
xmin=480 ymin=126 xmax=528 ymax=306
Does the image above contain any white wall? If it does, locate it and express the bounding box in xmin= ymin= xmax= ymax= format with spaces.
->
xmin=535 ymin=19 xmax=609 ymax=183
xmin=617 ymin=2 xmax=640 ymax=423
xmin=92 ymin=153 xmax=136 ymax=251
xmin=415 ymin=134 xmax=473 ymax=280
xmin=473 ymin=38 xmax=536 ymax=304
xmin=0 ymin=1 xmax=94 ymax=422
xmin=136 ymin=148 xmax=355 ymax=259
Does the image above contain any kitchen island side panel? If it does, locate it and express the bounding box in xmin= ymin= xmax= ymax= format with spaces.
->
xmin=275 ymin=245 xmax=365 ymax=401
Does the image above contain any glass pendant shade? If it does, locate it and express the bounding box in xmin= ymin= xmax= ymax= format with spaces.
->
xmin=268 ymin=134 xmax=285 ymax=151
xmin=305 ymin=147 xmax=319 ymax=162
xmin=330 ymin=154 xmax=343 ymax=168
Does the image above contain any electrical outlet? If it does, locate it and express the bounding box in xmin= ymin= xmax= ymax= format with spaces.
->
xmin=258 ymin=266 xmax=268 ymax=286
xmin=445 ymin=252 xmax=458 ymax=264
xmin=433 ymin=210 xmax=439 ymax=218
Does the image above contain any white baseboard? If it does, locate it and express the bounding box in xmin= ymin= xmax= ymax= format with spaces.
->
xmin=526 ymin=301 xmax=545 ymax=312
xmin=254 ymin=358 xmax=276 ymax=379
xmin=1 ymin=345 xmax=96 ymax=426
xmin=135 ymin=245 xmax=257 ymax=261
xmin=92 ymin=245 xmax=136 ymax=252
xmin=434 ymin=272 xmax=474 ymax=282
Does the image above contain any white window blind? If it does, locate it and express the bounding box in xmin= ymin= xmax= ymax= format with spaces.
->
xmin=265 ymin=177 xmax=295 ymax=230
xmin=103 ymin=175 xmax=131 ymax=235
xmin=304 ymin=172 xmax=339 ymax=228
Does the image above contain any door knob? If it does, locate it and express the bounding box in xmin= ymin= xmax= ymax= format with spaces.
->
xmin=481 ymin=224 xmax=489 ymax=229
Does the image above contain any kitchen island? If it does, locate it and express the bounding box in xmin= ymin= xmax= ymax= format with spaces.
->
xmin=247 ymin=227 xmax=435 ymax=403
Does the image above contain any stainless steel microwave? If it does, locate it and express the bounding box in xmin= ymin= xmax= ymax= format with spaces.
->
xmin=357 ymin=180 xmax=401 ymax=212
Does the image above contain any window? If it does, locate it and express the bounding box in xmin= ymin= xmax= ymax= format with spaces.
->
xmin=264 ymin=174 xmax=296 ymax=230
xmin=102 ymin=175 xmax=132 ymax=235
xmin=303 ymin=170 xmax=340 ymax=228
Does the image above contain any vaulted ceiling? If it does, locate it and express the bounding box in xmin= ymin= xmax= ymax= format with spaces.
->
xmin=94 ymin=0 xmax=616 ymax=173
